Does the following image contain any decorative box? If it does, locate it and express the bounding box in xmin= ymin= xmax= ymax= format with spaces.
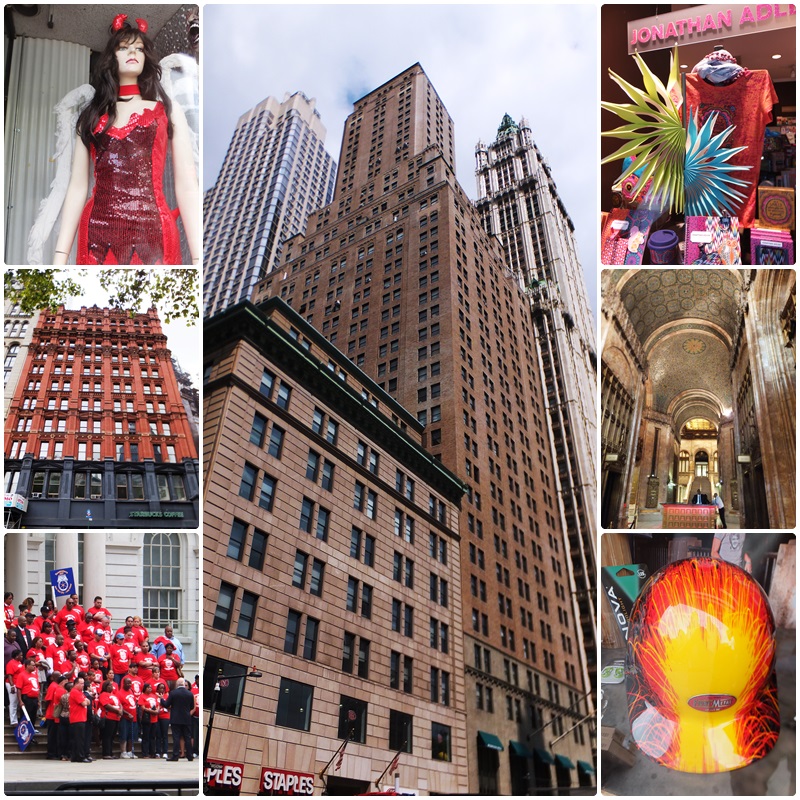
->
xmin=757 ymin=186 xmax=795 ymax=230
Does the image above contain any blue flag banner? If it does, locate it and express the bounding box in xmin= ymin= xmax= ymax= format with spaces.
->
xmin=50 ymin=567 xmax=76 ymax=598
xmin=16 ymin=719 xmax=35 ymax=751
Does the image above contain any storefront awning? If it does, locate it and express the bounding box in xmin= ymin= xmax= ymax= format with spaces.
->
xmin=577 ymin=760 xmax=596 ymax=775
xmin=533 ymin=747 xmax=555 ymax=764
xmin=509 ymin=741 xmax=532 ymax=759
xmin=477 ymin=731 xmax=504 ymax=751
xmin=555 ymin=754 xmax=576 ymax=770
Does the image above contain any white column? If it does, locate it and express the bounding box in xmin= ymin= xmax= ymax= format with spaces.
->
xmin=83 ymin=533 xmax=107 ymax=608
xmin=4 ymin=533 xmax=29 ymax=607
xmin=54 ymin=532 xmax=80 ymax=603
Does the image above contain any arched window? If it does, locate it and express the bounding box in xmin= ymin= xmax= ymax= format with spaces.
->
xmin=4 ymin=342 xmax=20 ymax=386
xmin=695 ymin=450 xmax=709 ymax=477
xmin=5 ymin=343 xmax=19 ymax=367
xmin=713 ymin=451 xmax=719 ymax=474
xmin=142 ymin=532 xmax=181 ymax=629
xmin=679 ymin=451 xmax=690 ymax=473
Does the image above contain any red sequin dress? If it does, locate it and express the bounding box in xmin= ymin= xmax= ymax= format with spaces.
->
xmin=78 ymin=102 xmax=181 ymax=264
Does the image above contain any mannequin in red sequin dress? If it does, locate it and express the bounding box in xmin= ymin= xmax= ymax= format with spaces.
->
xmin=53 ymin=16 xmax=199 ymax=266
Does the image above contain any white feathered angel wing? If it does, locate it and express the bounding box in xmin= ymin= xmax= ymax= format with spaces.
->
xmin=26 ymin=83 xmax=94 ymax=265
xmin=159 ymin=53 xmax=199 ymax=171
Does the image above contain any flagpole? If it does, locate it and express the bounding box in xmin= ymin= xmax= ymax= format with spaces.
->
xmin=16 ymin=703 xmax=35 ymax=752
xmin=319 ymin=736 xmax=348 ymax=791
xmin=375 ymin=746 xmax=404 ymax=791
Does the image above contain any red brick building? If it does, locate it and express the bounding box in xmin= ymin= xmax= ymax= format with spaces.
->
xmin=4 ymin=304 xmax=199 ymax=528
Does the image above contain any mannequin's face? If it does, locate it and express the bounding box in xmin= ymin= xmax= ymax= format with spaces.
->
xmin=116 ymin=36 xmax=145 ymax=81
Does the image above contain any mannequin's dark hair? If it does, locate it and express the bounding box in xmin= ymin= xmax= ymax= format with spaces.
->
xmin=76 ymin=19 xmax=172 ymax=151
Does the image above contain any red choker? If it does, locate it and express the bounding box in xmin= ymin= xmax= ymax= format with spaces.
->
xmin=118 ymin=85 xmax=141 ymax=97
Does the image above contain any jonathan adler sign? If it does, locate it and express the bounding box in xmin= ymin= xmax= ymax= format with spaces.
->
xmin=628 ymin=4 xmax=796 ymax=53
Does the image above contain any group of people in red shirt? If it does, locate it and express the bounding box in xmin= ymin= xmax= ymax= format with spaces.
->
xmin=5 ymin=591 xmax=198 ymax=762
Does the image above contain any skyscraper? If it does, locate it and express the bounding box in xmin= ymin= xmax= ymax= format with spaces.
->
xmin=475 ymin=115 xmax=598 ymax=693
xmin=203 ymin=92 xmax=336 ymax=317
xmin=3 ymin=304 xmax=199 ymax=528
xmin=254 ymin=63 xmax=594 ymax=795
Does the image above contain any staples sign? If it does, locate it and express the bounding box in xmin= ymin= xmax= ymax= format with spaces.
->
xmin=260 ymin=768 xmax=315 ymax=796
xmin=205 ymin=760 xmax=244 ymax=795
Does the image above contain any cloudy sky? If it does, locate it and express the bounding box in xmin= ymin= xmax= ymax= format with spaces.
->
xmin=201 ymin=3 xmax=598 ymax=315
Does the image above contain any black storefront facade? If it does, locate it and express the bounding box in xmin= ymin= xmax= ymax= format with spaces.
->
xmin=4 ymin=454 xmax=199 ymax=528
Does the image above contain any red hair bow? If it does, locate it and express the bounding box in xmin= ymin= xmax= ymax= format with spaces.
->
xmin=111 ymin=14 xmax=148 ymax=34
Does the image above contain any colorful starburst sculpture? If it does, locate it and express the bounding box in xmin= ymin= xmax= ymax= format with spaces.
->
xmin=601 ymin=46 xmax=684 ymax=213
xmin=603 ymin=46 xmax=751 ymax=218
xmin=684 ymin=111 xmax=750 ymax=216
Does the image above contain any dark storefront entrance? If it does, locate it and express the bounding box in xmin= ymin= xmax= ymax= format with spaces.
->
xmin=325 ymin=776 xmax=371 ymax=795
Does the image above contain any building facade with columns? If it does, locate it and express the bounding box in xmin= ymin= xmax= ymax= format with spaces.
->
xmin=4 ymin=531 xmax=200 ymax=671
xmin=4 ymin=304 xmax=199 ymax=528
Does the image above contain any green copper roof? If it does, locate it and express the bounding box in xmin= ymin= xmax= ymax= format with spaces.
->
xmin=498 ymin=113 xmax=519 ymax=137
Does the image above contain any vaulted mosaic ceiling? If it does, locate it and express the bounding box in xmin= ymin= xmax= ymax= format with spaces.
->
xmin=648 ymin=331 xmax=733 ymax=420
xmin=615 ymin=269 xmax=743 ymax=347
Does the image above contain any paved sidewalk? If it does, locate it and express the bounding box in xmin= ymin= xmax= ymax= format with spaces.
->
xmin=4 ymin=755 xmax=200 ymax=794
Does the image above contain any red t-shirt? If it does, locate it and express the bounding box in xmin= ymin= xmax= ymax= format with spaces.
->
xmin=45 ymin=682 xmax=66 ymax=721
xmin=131 ymin=625 xmax=149 ymax=646
xmin=97 ymin=626 xmax=114 ymax=645
xmin=139 ymin=693 xmax=160 ymax=722
xmin=5 ymin=658 xmax=23 ymax=686
xmin=69 ymin=686 xmax=89 ymax=723
xmin=122 ymin=638 xmax=139 ymax=656
xmin=16 ymin=669 xmax=40 ymax=698
xmin=128 ymin=675 xmax=144 ymax=698
xmin=157 ymin=653 xmax=181 ymax=680
xmin=27 ymin=647 xmax=48 ymax=668
xmin=117 ymin=688 xmax=138 ymax=720
xmin=684 ymin=71 xmax=778 ymax=227
xmin=3 ymin=603 xmax=15 ymax=629
xmin=156 ymin=691 xmax=170 ymax=720
xmin=74 ymin=652 xmax=91 ymax=672
xmin=191 ymin=683 xmax=199 ymax=717
xmin=87 ymin=640 xmax=110 ymax=665
xmin=110 ymin=644 xmax=131 ymax=675
xmin=133 ymin=652 xmax=157 ymax=680
xmin=54 ymin=606 xmax=82 ymax=631
xmin=100 ymin=690 xmax=122 ymax=721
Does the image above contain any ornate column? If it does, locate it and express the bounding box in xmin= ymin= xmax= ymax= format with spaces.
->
xmin=744 ymin=270 xmax=796 ymax=528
